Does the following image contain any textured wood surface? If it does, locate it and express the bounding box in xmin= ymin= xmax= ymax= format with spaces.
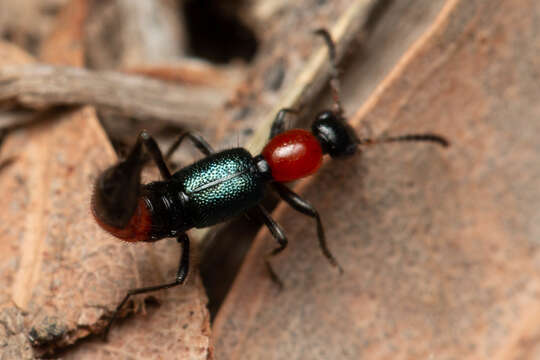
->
xmin=213 ymin=0 xmax=540 ymax=359
xmin=0 ymin=64 xmax=227 ymax=128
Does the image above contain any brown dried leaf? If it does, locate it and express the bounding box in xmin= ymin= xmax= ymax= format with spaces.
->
xmin=84 ymin=0 xmax=186 ymax=69
xmin=0 ymin=0 xmax=69 ymax=55
xmin=39 ymin=0 xmax=87 ymax=66
xmin=124 ymin=61 xmax=240 ymax=89
xmin=0 ymin=104 xmax=210 ymax=358
xmin=214 ymin=0 xmax=540 ymax=359
xmin=0 ymin=0 xmax=212 ymax=358
xmin=0 ymin=41 xmax=35 ymax=66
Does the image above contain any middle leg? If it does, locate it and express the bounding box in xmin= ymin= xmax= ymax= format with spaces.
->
xmin=254 ymin=205 xmax=288 ymax=288
xmin=272 ymin=182 xmax=343 ymax=273
xmin=165 ymin=131 xmax=215 ymax=160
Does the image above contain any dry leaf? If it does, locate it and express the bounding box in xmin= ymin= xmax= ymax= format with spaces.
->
xmin=213 ymin=0 xmax=540 ymax=359
xmin=0 ymin=0 xmax=212 ymax=357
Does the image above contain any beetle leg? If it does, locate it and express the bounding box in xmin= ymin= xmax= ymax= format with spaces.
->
xmin=272 ymin=182 xmax=343 ymax=273
xmin=102 ymin=233 xmax=190 ymax=340
xmin=165 ymin=132 xmax=215 ymax=161
xmin=269 ymin=108 xmax=298 ymax=140
xmin=255 ymin=205 xmax=288 ymax=289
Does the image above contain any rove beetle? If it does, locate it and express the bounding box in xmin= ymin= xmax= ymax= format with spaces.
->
xmin=92 ymin=29 xmax=449 ymax=338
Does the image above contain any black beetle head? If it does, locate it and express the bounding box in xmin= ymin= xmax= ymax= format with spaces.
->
xmin=311 ymin=111 xmax=359 ymax=157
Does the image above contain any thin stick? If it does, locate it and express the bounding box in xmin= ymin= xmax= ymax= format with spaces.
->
xmin=0 ymin=64 xmax=228 ymax=128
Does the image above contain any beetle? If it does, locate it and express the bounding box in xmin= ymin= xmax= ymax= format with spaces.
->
xmin=91 ymin=29 xmax=449 ymax=338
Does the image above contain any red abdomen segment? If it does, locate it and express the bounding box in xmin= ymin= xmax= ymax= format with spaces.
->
xmin=261 ymin=129 xmax=323 ymax=182
xmin=92 ymin=198 xmax=152 ymax=242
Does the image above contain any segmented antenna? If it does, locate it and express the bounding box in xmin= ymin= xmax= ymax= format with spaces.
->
xmin=358 ymin=133 xmax=450 ymax=147
xmin=314 ymin=29 xmax=344 ymax=118
xmin=314 ymin=29 xmax=450 ymax=149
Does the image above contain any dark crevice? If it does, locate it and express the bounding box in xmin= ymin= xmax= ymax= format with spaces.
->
xmin=182 ymin=0 xmax=258 ymax=63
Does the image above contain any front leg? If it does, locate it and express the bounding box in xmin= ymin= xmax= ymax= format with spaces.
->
xmin=269 ymin=108 xmax=298 ymax=140
xmin=102 ymin=233 xmax=191 ymax=340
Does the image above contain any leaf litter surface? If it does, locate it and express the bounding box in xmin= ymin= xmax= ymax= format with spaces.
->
xmin=0 ymin=0 xmax=370 ymax=358
xmin=214 ymin=0 xmax=540 ymax=359
xmin=0 ymin=0 xmax=211 ymax=358
xmin=1 ymin=0 xmax=540 ymax=359
xmin=0 ymin=98 xmax=211 ymax=359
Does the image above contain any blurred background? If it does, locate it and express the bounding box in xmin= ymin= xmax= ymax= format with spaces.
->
xmin=1 ymin=0 xmax=540 ymax=359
